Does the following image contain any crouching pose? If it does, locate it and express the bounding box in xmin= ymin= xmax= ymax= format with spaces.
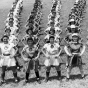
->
xmin=42 ymin=36 xmax=62 ymax=82
xmin=64 ymin=33 xmax=85 ymax=81
xmin=21 ymin=37 xmax=41 ymax=84
xmin=0 ymin=35 xmax=19 ymax=85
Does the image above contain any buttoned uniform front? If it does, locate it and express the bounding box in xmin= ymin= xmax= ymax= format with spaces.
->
xmin=0 ymin=43 xmax=16 ymax=67
xmin=64 ymin=42 xmax=86 ymax=78
xmin=21 ymin=45 xmax=40 ymax=72
xmin=43 ymin=43 xmax=61 ymax=67
xmin=8 ymin=34 xmax=18 ymax=46
xmin=6 ymin=26 xmax=19 ymax=35
xmin=54 ymin=27 xmax=62 ymax=35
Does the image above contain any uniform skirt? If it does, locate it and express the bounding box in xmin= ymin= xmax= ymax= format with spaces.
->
xmin=0 ymin=56 xmax=16 ymax=67
xmin=44 ymin=56 xmax=62 ymax=66
xmin=68 ymin=55 xmax=82 ymax=67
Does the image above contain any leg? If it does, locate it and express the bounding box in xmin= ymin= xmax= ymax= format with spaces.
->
xmin=78 ymin=56 xmax=84 ymax=78
xmin=24 ymin=61 xmax=31 ymax=83
xmin=66 ymin=55 xmax=72 ymax=80
xmin=0 ymin=66 xmax=7 ymax=86
xmin=55 ymin=65 xmax=61 ymax=80
xmin=45 ymin=66 xmax=51 ymax=82
xmin=66 ymin=66 xmax=72 ymax=80
xmin=34 ymin=60 xmax=41 ymax=83
xmin=79 ymin=65 xmax=84 ymax=78
xmin=1 ymin=66 xmax=6 ymax=82
xmin=12 ymin=66 xmax=19 ymax=83
xmin=14 ymin=55 xmax=22 ymax=71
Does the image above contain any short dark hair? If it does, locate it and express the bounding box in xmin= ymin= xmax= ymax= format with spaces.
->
xmin=5 ymin=28 xmax=11 ymax=32
xmin=49 ymin=27 xmax=55 ymax=34
xmin=27 ymin=37 xmax=34 ymax=43
xmin=26 ymin=28 xmax=33 ymax=34
xmin=49 ymin=35 xmax=55 ymax=41
xmin=1 ymin=35 xmax=9 ymax=42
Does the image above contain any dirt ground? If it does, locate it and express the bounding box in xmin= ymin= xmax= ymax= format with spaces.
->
xmin=0 ymin=0 xmax=88 ymax=88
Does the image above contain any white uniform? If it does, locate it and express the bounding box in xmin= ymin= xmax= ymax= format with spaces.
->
xmin=44 ymin=34 xmax=60 ymax=43
xmin=56 ymin=1 xmax=61 ymax=13
xmin=42 ymin=43 xmax=61 ymax=66
xmin=45 ymin=27 xmax=51 ymax=34
xmin=54 ymin=21 xmax=60 ymax=27
xmin=75 ymin=0 xmax=79 ymax=4
xmin=47 ymin=20 xmax=54 ymax=26
xmin=55 ymin=15 xmax=60 ymax=22
xmin=54 ymin=27 xmax=62 ymax=35
xmin=10 ymin=26 xmax=18 ymax=35
xmin=9 ymin=34 xmax=18 ymax=46
xmin=45 ymin=26 xmax=62 ymax=34
xmin=0 ymin=43 xmax=16 ymax=67
xmin=21 ymin=45 xmax=39 ymax=61
xmin=48 ymin=13 xmax=55 ymax=21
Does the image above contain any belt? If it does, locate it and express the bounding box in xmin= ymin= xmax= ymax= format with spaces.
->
xmin=3 ymin=54 xmax=10 ymax=56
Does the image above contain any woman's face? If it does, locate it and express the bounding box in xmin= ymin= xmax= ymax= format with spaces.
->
xmin=5 ymin=29 xmax=11 ymax=36
xmin=71 ymin=28 xmax=75 ymax=33
xmin=9 ymin=14 xmax=13 ymax=18
xmin=50 ymin=30 xmax=54 ymax=35
xmin=28 ymin=30 xmax=32 ymax=35
xmin=50 ymin=23 xmax=54 ymax=27
xmin=3 ymin=37 xmax=8 ymax=44
xmin=27 ymin=40 xmax=33 ymax=46
xmin=72 ymin=37 xmax=78 ymax=42
xmin=50 ymin=37 xmax=54 ymax=44
xmin=52 ymin=12 xmax=56 ymax=16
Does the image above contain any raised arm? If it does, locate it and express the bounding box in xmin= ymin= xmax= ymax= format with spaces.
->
xmin=21 ymin=45 xmax=29 ymax=61
xmin=64 ymin=46 xmax=72 ymax=56
xmin=80 ymin=45 xmax=86 ymax=56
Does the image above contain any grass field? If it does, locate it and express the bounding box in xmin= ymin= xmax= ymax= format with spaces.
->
xmin=0 ymin=0 xmax=88 ymax=88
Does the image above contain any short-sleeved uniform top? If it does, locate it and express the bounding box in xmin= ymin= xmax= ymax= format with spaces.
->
xmin=43 ymin=43 xmax=60 ymax=55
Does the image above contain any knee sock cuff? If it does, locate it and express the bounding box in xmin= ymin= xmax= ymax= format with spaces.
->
xmin=13 ymin=72 xmax=17 ymax=78
xmin=35 ymin=71 xmax=40 ymax=78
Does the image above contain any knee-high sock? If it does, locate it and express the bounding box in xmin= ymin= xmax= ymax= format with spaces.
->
xmin=57 ymin=71 xmax=61 ymax=77
xmin=1 ymin=73 xmax=5 ymax=81
xmin=26 ymin=72 xmax=29 ymax=80
xmin=13 ymin=72 xmax=17 ymax=79
xmin=46 ymin=72 xmax=49 ymax=79
xmin=35 ymin=71 xmax=39 ymax=79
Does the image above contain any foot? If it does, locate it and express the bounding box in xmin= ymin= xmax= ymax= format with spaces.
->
xmin=23 ymin=80 xmax=29 ymax=85
xmin=58 ymin=76 xmax=62 ymax=81
xmin=14 ymin=78 xmax=19 ymax=83
xmin=44 ymin=78 xmax=48 ymax=83
xmin=81 ymin=75 xmax=85 ymax=79
xmin=17 ymin=66 xmax=23 ymax=71
xmin=66 ymin=78 xmax=69 ymax=82
xmin=37 ymin=78 xmax=41 ymax=84
xmin=0 ymin=80 xmax=6 ymax=86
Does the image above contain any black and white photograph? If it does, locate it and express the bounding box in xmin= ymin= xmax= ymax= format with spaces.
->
xmin=0 ymin=0 xmax=87 ymax=88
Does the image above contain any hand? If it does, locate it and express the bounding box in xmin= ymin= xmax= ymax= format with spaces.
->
xmin=34 ymin=57 xmax=38 ymax=61
xmin=72 ymin=53 xmax=80 ymax=56
xmin=47 ymin=56 xmax=50 ymax=59
xmin=55 ymin=56 xmax=58 ymax=58
xmin=23 ymin=51 xmax=29 ymax=57
xmin=78 ymin=53 xmax=81 ymax=56
xmin=69 ymin=54 xmax=72 ymax=56
xmin=24 ymin=60 xmax=28 ymax=63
